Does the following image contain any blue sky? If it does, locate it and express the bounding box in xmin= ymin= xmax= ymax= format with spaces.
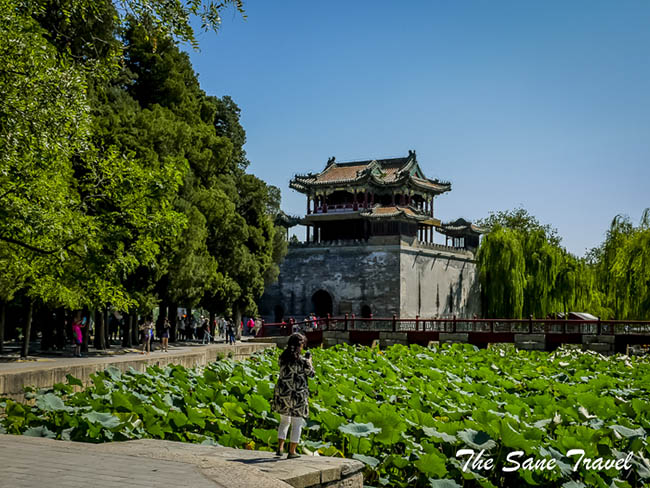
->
xmin=187 ymin=0 xmax=650 ymax=256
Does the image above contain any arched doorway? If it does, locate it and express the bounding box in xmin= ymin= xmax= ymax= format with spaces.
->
xmin=274 ymin=305 xmax=284 ymax=323
xmin=361 ymin=305 xmax=372 ymax=318
xmin=311 ymin=290 xmax=333 ymax=318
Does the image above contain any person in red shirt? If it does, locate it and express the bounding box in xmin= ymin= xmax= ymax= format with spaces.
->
xmin=71 ymin=314 xmax=86 ymax=357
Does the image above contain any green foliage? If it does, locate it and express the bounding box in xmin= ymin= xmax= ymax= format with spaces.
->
xmin=3 ymin=345 xmax=649 ymax=487
xmin=477 ymin=207 xmax=650 ymax=320
xmin=0 ymin=0 xmax=284 ymax=324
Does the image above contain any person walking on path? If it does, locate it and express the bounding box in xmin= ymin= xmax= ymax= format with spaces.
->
xmin=272 ymin=333 xmax=315 ymax=458
xmin=246 ymin=317 xmax=255 ymax=336
xmin=71 ymin=314 xmax=86 ymax=357
xmin=161 ymin=318 xmax=171 ymax=352
xmin=140 ymin=317 xmax=154 ymax=354
xmin=226 ymin=320 xmax=236 ymax=345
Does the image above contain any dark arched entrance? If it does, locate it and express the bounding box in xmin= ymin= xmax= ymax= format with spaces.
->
xmin=361 ymin=305 xmax=372 ymax=318
xmin=274 ymin=305 xmax=284 ymax=323
xmin=311 ymin=290 xmax=333 ymax=318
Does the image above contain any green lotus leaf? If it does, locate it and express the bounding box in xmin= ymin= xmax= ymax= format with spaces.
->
xmin=82 ymin=411 xmax=122 ymax=430
xmin=218 ymin=426 xmax=249 ymax=447
xmin=223 ymin=402 xmax=246 ymax=423
xmin=457 ymin=429 xmax=497 ymax=451
xmin=352 ymin=453 xmax=380 ymax=467
xmin=66 ymin=374 xmax=83 ymax=387
xmin=252 ymin=427 xmax=277 ymax=446
xmin=429 ymin=480 xmax=462 ymax=488
xmin=247 ymin=394 xmax=270 ymax=414
xmin=609 ymin=425 xmax=646 ymax=439
xmin=23 ymin=425 xmax=56 ymax=438
xmin=318 ymin=410 xmax=345 ymax=432
xmin=303 ymin=439 xmax=331 ymax=450
xmin=422 ymin=427 xmax=458 ymax=444
xmin=111 ymin=391 xmax=133 ymax=412
xmin=388 ymin=455 xmax=410 ymax=469
xmin=36 ymin=393 xmax=68 ymax=412
xmin=168 ymin=410 xmax=188 ymax=428
xmin=105 ymin=366 xmax=122 ymax=382
xmin=499 ymin=420 xmax=529 ymax=451
xmin=339 ymin=422 xmax=381 ymax=437
xmin=415 ymin=451 xmax=448 ymax=477
xmin=364 ymin=405 xmax=407 ymax=444
xmin=186 ymin=407 xmax=206 ymax=428
xmin=562 ymin=481 xmax=586 ymax=488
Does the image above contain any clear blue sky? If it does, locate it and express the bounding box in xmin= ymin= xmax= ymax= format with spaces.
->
xmin=186 ymin=0 xmax=650 ymax=257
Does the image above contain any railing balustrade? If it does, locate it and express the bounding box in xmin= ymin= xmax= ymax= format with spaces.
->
xmin=257 ymin=316 xmax=650 ymax=338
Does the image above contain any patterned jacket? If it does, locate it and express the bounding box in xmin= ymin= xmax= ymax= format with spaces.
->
xmin=272 ymin=357 xmax=315 ymax=418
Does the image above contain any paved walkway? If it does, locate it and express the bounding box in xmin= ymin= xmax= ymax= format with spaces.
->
xmin=0 ymin=435 xmax=364 ymax=488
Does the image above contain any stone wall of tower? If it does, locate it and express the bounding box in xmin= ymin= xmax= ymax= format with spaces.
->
xmin=398 ymin=239 xmax=481 ymax=318
xmin=258 ymin=239 xmax=401 ymax=321
xmin=258 ymin=236 xmax=481 ymax=322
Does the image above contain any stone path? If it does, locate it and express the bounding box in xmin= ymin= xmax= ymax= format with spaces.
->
xmin=0 ymin=435 xmax=364 ymax=488
xmin=0 ymin=435 xmax=225 ymax=488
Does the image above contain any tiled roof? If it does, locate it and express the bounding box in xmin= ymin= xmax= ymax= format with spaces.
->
xmin=290 ymin=152 xmax=451 ymax=195
xmin=360 ymin=205 xmax=426 ymax=220
xmin=314 ymin=157 xmax=409 ymax=184
xmin=439 ymin=218 xmax=486 ymax=235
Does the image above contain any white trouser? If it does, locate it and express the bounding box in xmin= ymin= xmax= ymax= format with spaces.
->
xmin=278 ymin=415 xmax=304 ymax=444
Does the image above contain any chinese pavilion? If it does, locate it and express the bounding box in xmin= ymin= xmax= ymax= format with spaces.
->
xmin=259 ymin=151 xmax=483 ymax=322
xmin=289 ymin=150 xmax=450 ymax=244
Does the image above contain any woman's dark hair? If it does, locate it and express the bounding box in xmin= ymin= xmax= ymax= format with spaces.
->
xmin=279 ymin=333 xmax=307 ymax=365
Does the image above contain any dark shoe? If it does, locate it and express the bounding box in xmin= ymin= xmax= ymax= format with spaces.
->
xmin=275 ymin=447 xmax=283 ymax=456
xmin=287 ymin=453 xmax=300 ymax=459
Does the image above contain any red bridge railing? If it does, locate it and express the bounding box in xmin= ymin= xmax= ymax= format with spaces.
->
xmin=258 ymin=314 xmax=650 ymax=338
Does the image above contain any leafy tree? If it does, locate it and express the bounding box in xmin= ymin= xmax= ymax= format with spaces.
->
xmin=477 ymin=226 xmax=526 ymax=318
xmin=1 ymin=0 xmax=247 ymax=353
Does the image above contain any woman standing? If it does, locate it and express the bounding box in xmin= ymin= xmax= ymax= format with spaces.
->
xmin=272 ymin=333 xmax=315 ymax=458
xmin=140 ymin=317 xmax=153 ymax=354
xmin=71 ymin=314 xmax=86 ymax=357
xmin=161 ymin=318 xmax=171 ymax=352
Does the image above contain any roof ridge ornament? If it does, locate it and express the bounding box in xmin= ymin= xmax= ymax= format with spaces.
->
xmin=326 ymin=156 xmax=336 ymax=167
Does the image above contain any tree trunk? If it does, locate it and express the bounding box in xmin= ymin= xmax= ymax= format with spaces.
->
xmin=209 ymin=310 xmax=215 ymax=339
xmin=104 ymin=309 xmax=111 ymax=348
xmin=122 ymin=312 xmax=132 ymax=347
xmin=94 ymin=308 xmax=106 ymax=350
xmin=234 ymin=307 xmax=242 ymax=340
xmin=170 ymin=303 xmax=178 ymax=342
xmin=131 ymin=314 xmax=139 ymax=345
xmin=21 ymin=299 xmax=33 ymax=358
xmin=0 ymin=301 xmax=5 ymax=354
xmin=187 ymin=307 xmax=192 ymax=339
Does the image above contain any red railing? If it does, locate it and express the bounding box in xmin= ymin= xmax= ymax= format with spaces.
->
xmin=258 ymin=315 xmax=650 ymax=337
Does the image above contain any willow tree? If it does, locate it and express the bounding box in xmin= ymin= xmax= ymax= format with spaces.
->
xmin=477 ymin=209 xmax=596 ymax=319
xmin=610 ymin=209 xmax=650 ymax=319
xmin=477 ymin=226 xmax=526 ymax=318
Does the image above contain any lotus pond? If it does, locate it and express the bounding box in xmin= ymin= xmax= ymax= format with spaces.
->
xmin=1 ymin=343 xmax=650 ymax=487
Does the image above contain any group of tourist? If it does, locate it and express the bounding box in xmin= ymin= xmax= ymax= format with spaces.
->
xmin=67 ymin=312 xmax=263 ymax=357
xmin=278 ymin=313 xmax=321 ymax=334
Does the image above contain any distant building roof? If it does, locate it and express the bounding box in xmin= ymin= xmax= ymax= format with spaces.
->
xmin=437 ymin=218 xmax=486 ymax=237
xmin=274 ymin=210 xmax=301 ymax=228
xmin=289 ymin=150 xmax=451 ymax=196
